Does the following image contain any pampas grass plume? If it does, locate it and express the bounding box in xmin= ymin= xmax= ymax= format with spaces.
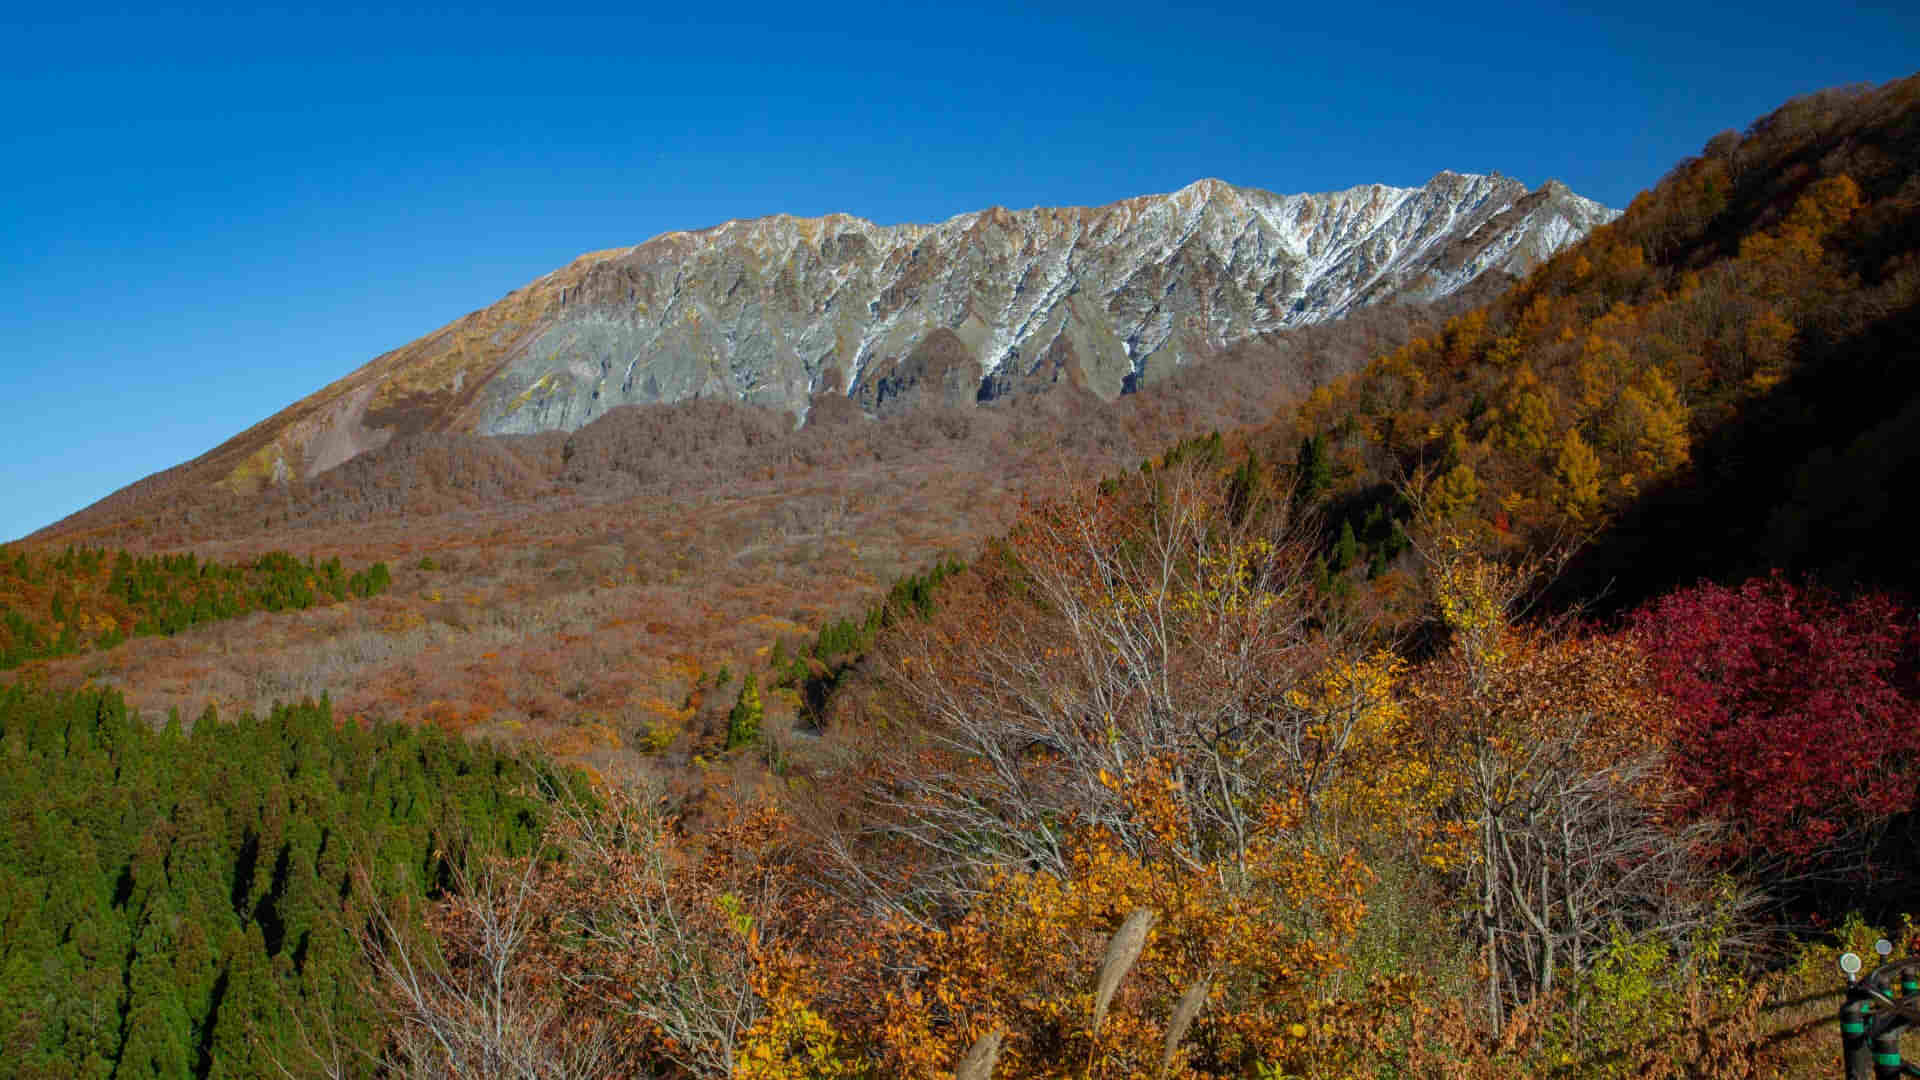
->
xmin=1093 ymin=908 xmax=1158 ymax=1033
xmin=954 ymin=1027 xmax=1004 ymax=1080
xmin=1159 ymin=978 xmax=1210 ymax=1077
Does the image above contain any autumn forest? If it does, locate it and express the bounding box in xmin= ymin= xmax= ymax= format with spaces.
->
xmin=6 ymin=76 xmax=1920 ymax=1078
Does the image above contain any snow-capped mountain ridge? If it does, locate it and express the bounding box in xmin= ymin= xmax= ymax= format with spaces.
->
xmin=182 ymin=173 xmax=1617 ymax=492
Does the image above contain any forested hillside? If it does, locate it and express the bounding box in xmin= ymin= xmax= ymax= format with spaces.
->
xmin=0 ymin=546 xmax=390 ymax=670
xmin=437 ymin=74 xmax=1915 ymax=1077
xmin=0 ymin=686 xmax=565 ymax=1078
xmin=349 ymin=446 xmax=1918 ymax=1077
xmin=6 ymin=75 xmax=1920 ymax=1079
xmin=1279 ymin=76 xmax=1920 ymax=609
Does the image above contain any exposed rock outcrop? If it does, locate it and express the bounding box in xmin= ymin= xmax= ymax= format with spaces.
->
xmin=89 ymin=174 xmax=1619 ymax=498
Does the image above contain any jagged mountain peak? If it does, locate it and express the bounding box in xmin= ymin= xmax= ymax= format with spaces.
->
xmin=139 ymin=173 xmax=1617 ymax=496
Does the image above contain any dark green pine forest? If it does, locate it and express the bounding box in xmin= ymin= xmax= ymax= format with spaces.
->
xmin=0 ymin=685 xmax=564 ymax=1079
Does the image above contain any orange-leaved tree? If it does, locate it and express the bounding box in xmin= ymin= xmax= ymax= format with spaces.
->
xmin=1406 ymin=534 xmax=1745 ymax=1036
xmin=860 ymin=767 xmax=1380 ymax=1078
xmin=811 ymin=454 xmax=1420 ymax=1076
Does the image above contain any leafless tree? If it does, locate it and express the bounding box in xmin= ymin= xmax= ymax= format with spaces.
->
xmin=1458 ymin=706 xmax=1745 ymax=1032
xmin=1407 ymin=529 xmax=1757 ymax=1035
xmin=840 ymin=457 xmax=1372 ymax=914
xmin=364 ymin=855 xmax=615 ymax=1080
xmin=540 ymin=783 xmax=778 ymax=1080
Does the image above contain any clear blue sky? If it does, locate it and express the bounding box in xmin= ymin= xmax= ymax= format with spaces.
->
xmin=3 ymin=4 xmax=1916 ymax=543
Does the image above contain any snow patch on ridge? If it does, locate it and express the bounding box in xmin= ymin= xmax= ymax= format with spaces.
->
xmin=474 ymin=173 xmax=1619 ymax=436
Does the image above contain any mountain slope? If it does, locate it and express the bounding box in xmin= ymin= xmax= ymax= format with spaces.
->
xmin=1271 ymin=74 xmax=1920 ymax=608
xmin=129 ymin=173 xmax=1609 ymax=502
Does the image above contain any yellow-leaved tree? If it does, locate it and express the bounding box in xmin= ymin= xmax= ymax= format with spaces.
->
xmin=826 ymin=453 xmax=1414 ymax=1077
xmin=1551 ymin=427 xmax=1605 ymax=521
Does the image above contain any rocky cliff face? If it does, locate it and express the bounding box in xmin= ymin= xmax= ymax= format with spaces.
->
xmin=189 ymin=173 xmax=1615 ymax=493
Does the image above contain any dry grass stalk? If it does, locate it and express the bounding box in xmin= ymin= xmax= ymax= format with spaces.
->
xmin=954 ymin=1027 xmax=1004 ymax=1080
xmin=1093 ymin=908 xmax=1158 ymax=1033
xmin=1159 ymin=978 xmax=1210 ymax=1077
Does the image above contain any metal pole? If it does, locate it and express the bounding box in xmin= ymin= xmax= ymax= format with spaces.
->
xmin=1864 ymin=962 xmax=1911 ymax=1080
xmin=1871 ymin=1015 xmax=1905 ymax=1079
xmin=1843 ymin=987 xmax=1875 ymax=1080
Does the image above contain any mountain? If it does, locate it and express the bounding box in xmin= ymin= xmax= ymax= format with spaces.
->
xmin=158 ymin=173 xmax=1610 ymax=499
xmin=8 ymin=77 xmax=1920 ymax=1080
xmin=1270 ymin=75 xmax=1920 ymax=607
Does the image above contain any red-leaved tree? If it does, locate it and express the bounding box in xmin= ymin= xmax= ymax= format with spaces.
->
xmin=1633 ymin=574 xmax=1920 ymax=864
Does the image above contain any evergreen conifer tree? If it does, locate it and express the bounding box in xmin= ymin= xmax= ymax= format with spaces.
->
xmin=1333 ymin=520 xmax=1360 ymax=572
xmin=727 ymin=673 xmax=764 ymax=749
xmin=1294 ymin=434 xmax=1332 ymax=509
